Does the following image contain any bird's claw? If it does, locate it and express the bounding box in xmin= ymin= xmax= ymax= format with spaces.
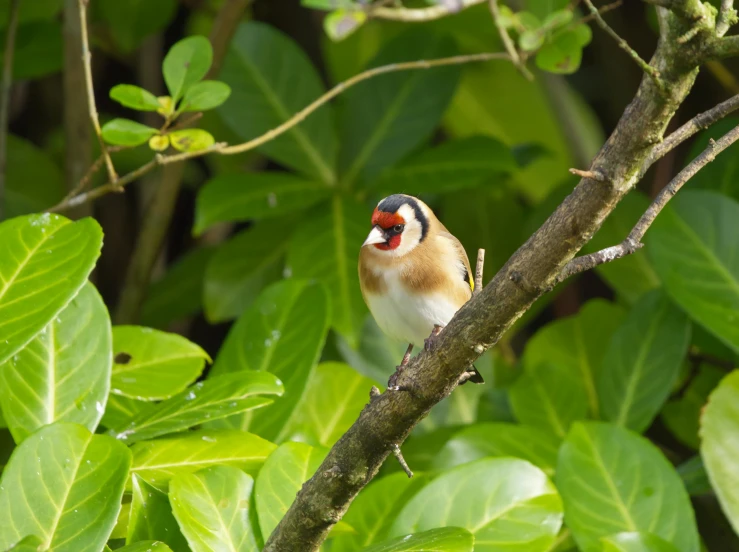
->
xmin=424 ymin=324 xmax=444 ymax=352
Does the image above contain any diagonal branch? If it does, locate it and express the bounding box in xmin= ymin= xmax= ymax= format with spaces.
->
xmin=556 ymin=122 xmax=739 ymax=284
xmin=488 ymin=0 xmax=533 ymax=80
xmin=716 ymin=0 xmax=737 ymax=37
xmin=372 ymin=0 xmax=485 ymax=21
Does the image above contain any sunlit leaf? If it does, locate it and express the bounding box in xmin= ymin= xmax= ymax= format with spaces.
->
xmin=536 ymin=24 xmax=592 ymax=74
xmin=101 ymin=394 xmax=149 ymax=430
xmin=110 ymin=84 xmax=161 ymax=111
xmin=0 ymin=214 xmax=102 ymax=364
xmin=391 ymin=458 xmax=563 ymax=551
xmin=5 ymin=535 xmax=44 ymax=551
xmin=102 ymin=118 xmax=158 ymax=146
xmin=128 ymin=475 xmax=189 ymax=551
xmin=700 ymin=370 xmax=739 ymax=535
xmin=255 ymin=442 xmax=327 ymax=538
xmin=149 ymin=135 xmax=170 ymax=151
xmin=180 ymin=80 xmax=232 ymax=112
xmin=130 ymin=429 xmax=276 ymax=489
xmin=324 ymin=9 xmax=367 ymax=42
xmin=211 ymin=280 xmax=329 ymax=440
xmin=111 ymin=325 xmax=209 ymax=400
xmin=169 ymin=129 xmax=215 ymax=152
xmin=163 ymin=35 xmax=213 ymax=101
xmin=0 ymin=282 xmax=111 ymax=443
xmin=556 ymin=422 xmax=699 ymax=552
xmin=361 ymin=527 xmax=474 ymax=552
xmin=601 ymin=532 xmax=681 ymax=552
xmin=0 ymin=422 xmax=132 ymax=551
xmin=648 ymin=190 xmax=739 ymax=352
xmin=116 ymin=542 xmax=173 ymax=552
xmin=111 ymin=371 xmax=283 ymax=443
xmin=598 ymin=291 xmax=691 ymax=432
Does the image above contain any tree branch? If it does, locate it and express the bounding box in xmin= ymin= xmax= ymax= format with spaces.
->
xmin=488 ymin=0 xmax=532 ymax=80
xmin=0 ymin=0 xmax=20 ymax=221
xmin=710 ymin=35 xmax=739 ymax=59
xmin=371 ymin=0 xmax=485 ymax=21
xmin=474 ymin=248 xmax=485 ymax=295
xmin=556 ymin=122 xmax=739 ymax=284
xmin=78 ymin=0 xmax=118 ymax=185
xmin=716 ymin=0 xmax=737 ymax=37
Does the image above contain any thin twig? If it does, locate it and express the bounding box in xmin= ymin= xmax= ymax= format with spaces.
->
xmin=164 ymin=112 xmax=203 ymax=133
xmin=556 ymin=124 xmax=739 ymax=285
xmin=716 ymin=0 xmax=737 ymax=37
xmin=0 ymin=0 xmax=21 ymax=221
xmin=474 ymin=248 xmax=485 ymax=296
xmin=371 ymin=0 xmax=485 ymax=21
xmin=583 ymin=0 xmax=668 ymax=96
xmin=78 ymin=0 xmax=118 ymax=185
xmin=391 ymin=444 xmax=413 ymax=478
xmin=569 ymin=168 xmax=606 ymax=181
xmin=488 ymin=0 xmax=532 ymax=80
xmin=577 ymin=0 xmax=622 ymax=25
xmin=47 ymin=52 xmax=512 ymax=213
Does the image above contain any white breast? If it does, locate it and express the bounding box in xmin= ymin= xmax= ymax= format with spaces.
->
xmin=365 ymin=267 xmax=461 ymax=347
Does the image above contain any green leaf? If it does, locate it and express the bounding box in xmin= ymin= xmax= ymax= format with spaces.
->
xmin=219 ymin=22 xmax=336 ymax=183
xmin=283 ymin=362 xmax=378 ymax=446
xmin=433 ymin=422 xmax=560 ymax=476
xmin=130 ymin=429 xmax=276 ymax=489
xmin=4 ymin=135 xmax=64 ymax=218
xmin=141 ymin=247 xmax=215 ymax=329
xmin=287 ymin=197 xmax=366 ymax=345
xmin=391 ymin=458 xmax=563 ymax=551
xmin=0 ymin=282 xmax=111 ymax=443
xmin=7 ymin=21 xmax=63 ymax=80
xmin=0 ymin=214 xmax=103 ymax=365
xmin=0 ymin=422 xmax=132 ymax=551
xmin=169 ymin=129 xmax=215 ymax=152
xmin=255 ymin=442 xmax=327 ymax=538
xmin=522 ymin=299 xmax=626 ymax=418
xmin=170 ymin=466 xmax=259 ymax=552
xmin=101 ymin=394 xmax=149 ymax=430
xmin=543 ymin=10 xmax=574 ymax=29
xmin=361 ymin=527 xmax=474 ymax=552
xmin=556 ymin=422 xmax=699 ymax=552
xmin=677 ymin=456 xmax=713 ymax=496
xmin=338 ymin=29 xmax=460 ymax=185
xmin=0 ymin=0 xmax=61 ymax=27
xmin=535 ymin=25 xmax=592 ymax=74
xmin=331 ymin=472 xmax=430 ymax=552
xmin=163 ymin=35 xmax=213 ymax=101
xmin=597 ymin=291 xmax=691 ymax=432
xmin=5 ymin=535 xmax=45 ymax=551
xmin=111 ymin=325 xmax=209 ymax=400
xmin=324 ymin=9 xmax=367 ymax=41
xmin=111 ymin=371 xmax=283 ymax=443
xmin=110 ymin=84 xmax=161 ymax=111
xmin=337 ymin=315 xmax=411 ymax=383
xmin=700 ymin=370 xmax=739 ymax=534
xmin=302 ymin=0 xmax=355 ymax=9
xmin=520 ymin=30 xmax=544 ymax=52
xmin=683 ymin=118 xmax=739 ymax=199
xmin=509 ymin=361 xmax=588 ymax=438
xmin=117 ymin=542 xmax=173 ymax=552
xmin=128 ymin=475 xmax=189 ymax=551
xmin=204 ymin=220 xmax=292 ymax=322
xmin=584 ymin=192 xmax=661 ymax=303
xmin=375 ymin=136 xmax=516 ymax=195
xmin=647 ymin=190 xmax=739 ymax=352
xmin=102 ymin=118 xmax=158 ymax=146
xmin=194 ymin=172 xmax=330 ymax=234
xmin=180 ymin=80 xmax=231 ymax=112
xmin=96 ymin=0 xmax=177 ymax=53
xmin=601 ymin=532 xmax=681 ymax=552
xmin=211 ymin=280 xmax=330 ymax=440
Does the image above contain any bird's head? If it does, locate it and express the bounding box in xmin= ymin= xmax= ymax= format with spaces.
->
xmin=362 ymin=194 xmax=429 ymax=257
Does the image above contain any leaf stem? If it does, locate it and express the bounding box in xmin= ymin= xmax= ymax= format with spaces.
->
xmin=488 ymin=0 xmax=533 ymax=80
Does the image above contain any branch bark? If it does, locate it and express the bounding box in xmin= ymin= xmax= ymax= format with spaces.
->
xmin=371 ymin=0 xmax=485 ymax=21
xmin=0 ymin=0 xmax=20 ymax=221
xmin=263 ymin=11 xmax=718 ymax=552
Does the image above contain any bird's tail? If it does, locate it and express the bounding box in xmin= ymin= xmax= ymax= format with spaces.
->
xmin=460 ymin=364 xmax=484 ymax=385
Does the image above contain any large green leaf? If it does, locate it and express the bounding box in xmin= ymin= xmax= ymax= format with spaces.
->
xmin=111 ymin=371 xmax=283 ymax=443
xmin=287 ymin=196 xmax=366 ymax=345
xmin=116 ymin=542 xmax=173 ymax=552
xmin=4 ymin=135 xmax=64 ymax=217
xmin=255 ymin=442 xmax=327 ymax=539
xmin=282 ymin=362 xmax=377 ymax=446
xmin=203 ymin=219 xmax=293 ymax=323
xmin=5 ymin=535 xmax=45 ymax=551
xmin=337 ymin=315 xmax=411 ymax=383
xmin=130 ymin=429 xmax=276 ymax=489
xmin=683 ymin=117 xmax=739 ymax=199
xmin=375 ymin=136 xmax=516 ymax=195
xmin=8 ymin=20 xmax=63 ymax=80
xmin=601 ymin=532 xmax=681 ymax=552
xmin=361 ymin=527 xmax=474 ymax=552
xmin=101 ymin=394 xmax=149 ymax=430
xmin=194 ymin=172 xmax=330 ymax=234
xmin=0 ymin=282 xmax=111 ymax=443
xmin=170 ymin=466 xmax=259 ymax=552
xmin=219 ymin=22 xmax=336 ymax=183
xmin=598 ymin=291 xmax=691 ymax=432
xmin=509 ymin=361 xmax=588 ymax=439
xmin=522 ymin=299 xmax=626 ymax=418
xmin=556 ymin=422 xmax=699 ymax=552
xmin=0 ymin=422 xmax=132 ymax=551
xmin=584 ymin=192 xmax=661 ymax=303
xmin=163 ymin=36 xmax=212 ymax=101
xmin=647 ymin=190 xmax=739 ymax=352
xmin=211 ymin=279 xmax=329 ymax=440
xmin=0 ymin=214 xmax=103 ymax=365
xmin=0 ymin=0 xmax=60 ymax=27
xmin=392 ymin=458 xmax=563 ymax=551
xmin=433 ymin=422 xmax=560 ymax=476
xmin=338 ymin=29 xmax=460 ymax=186
xmin=95 ymin=0 xmax=177 ymax=53
xmin=127 ymin=475 xmax=189 ymax=552
xmin=111 ymin=325 xmax=209 ymax=400
xmin=700 ymin=370 xmax=739 ymax=535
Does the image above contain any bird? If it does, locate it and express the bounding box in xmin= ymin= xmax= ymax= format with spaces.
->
xmin=358 ymin=194 xmax=483 ymax=389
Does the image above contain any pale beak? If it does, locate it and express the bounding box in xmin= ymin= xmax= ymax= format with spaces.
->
xmin=362 ymin=225 xmax=386 ymax=247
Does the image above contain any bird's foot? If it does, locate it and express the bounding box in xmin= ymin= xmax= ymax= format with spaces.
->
xmin=457 ymin=370 xmax=476 ymax=385
xmin=424 ymin=324 xmax=444 ymax=352
xmin=387 ymin=343 xmax=414 ymax=391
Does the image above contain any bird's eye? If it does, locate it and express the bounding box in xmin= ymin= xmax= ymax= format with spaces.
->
xmin=393 ymin=224 xmax=404 ymax=233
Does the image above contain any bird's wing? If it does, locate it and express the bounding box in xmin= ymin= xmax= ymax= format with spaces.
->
xmin=439 ymin=230 xmax=474 ymax=292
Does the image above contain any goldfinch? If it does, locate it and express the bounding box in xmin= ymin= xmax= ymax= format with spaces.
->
xmin=358 ymin=194 xmax=483 ymax=388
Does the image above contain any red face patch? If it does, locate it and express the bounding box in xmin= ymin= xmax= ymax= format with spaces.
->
xmin=375 ymin=234 xmax=401 ymax=250
xmin=371 ymin=208 xmax=404 ymax=229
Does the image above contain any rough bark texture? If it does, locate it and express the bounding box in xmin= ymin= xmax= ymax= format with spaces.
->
xmin=264 ymin=7 xmax=722 ymax=552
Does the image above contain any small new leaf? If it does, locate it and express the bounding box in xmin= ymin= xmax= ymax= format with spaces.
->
xmin=324 ymin=9 xmax=367 ymax=42
xmin=102 ymin=118 xmax=159 ymax=146
xmin=519 ymin=30 xmax=544 ymax=52
xmin=158 ymin=96 xmax=175 ymax=117
xmin=180 ymin=81 xmax=232 ymax=112
xmin=110 ymin=84 xmax=161 ymax=111
xmin=149 ymin=135 xmax=170 ymax=152
xmin=170 ymin=129 xmax=215 ymax=152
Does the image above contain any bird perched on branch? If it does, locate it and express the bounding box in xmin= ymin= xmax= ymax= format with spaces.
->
xmin=358 ymin=194 xmax=483 ymax=389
